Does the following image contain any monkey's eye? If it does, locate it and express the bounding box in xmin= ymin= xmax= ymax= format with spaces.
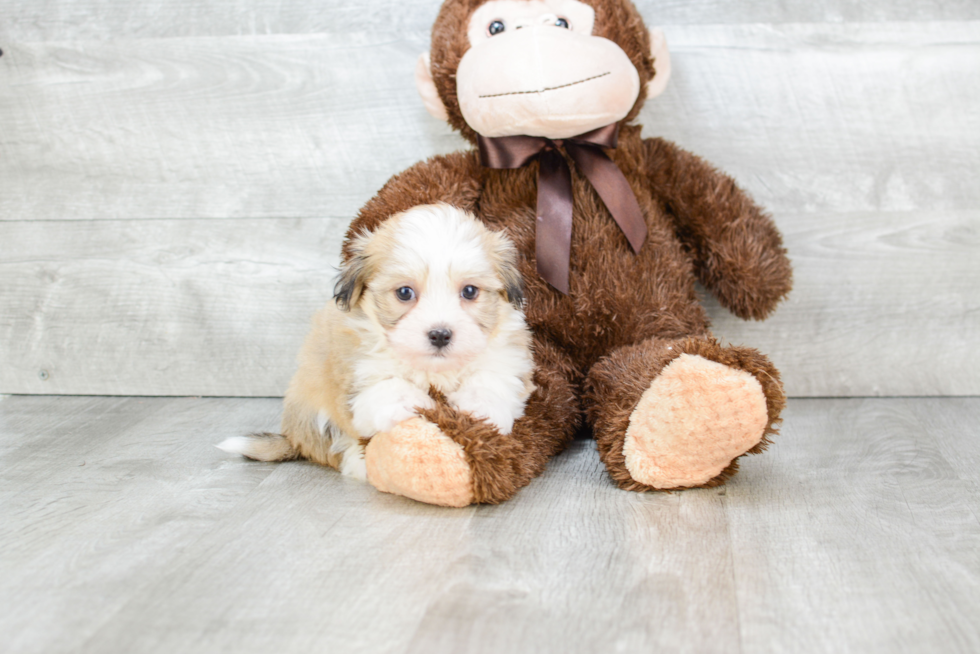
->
xmin=395 ymin=286 xmax=416 ymax=302
xmin=461 ymin=285 xmax=479 ymax=301
xmin=487 ymin=20 xmax=505 ymax=36
xmin=555 ymin=17 xmax=570 ymax=29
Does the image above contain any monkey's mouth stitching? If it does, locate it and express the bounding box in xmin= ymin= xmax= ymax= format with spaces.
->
xmin=479 ymin=71 xmax=611 ymax=99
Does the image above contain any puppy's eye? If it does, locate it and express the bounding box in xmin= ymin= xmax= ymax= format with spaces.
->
xmin=395 ymin=286 xmax=415 ymax=302
xmin=461 ymin=285 xmax=479 ymax=301
xmin=555 ymin=17 xmax=570 ymax=29
xmin=488 ymin=20 xmax=505 ymax=36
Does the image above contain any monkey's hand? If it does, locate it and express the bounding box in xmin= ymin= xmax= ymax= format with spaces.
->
xmin=644 ymin=137 xmax=793 ymax=320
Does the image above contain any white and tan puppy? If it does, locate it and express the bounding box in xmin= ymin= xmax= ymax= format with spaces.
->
xmin=218 ymin=203 xmax=535 ymax=480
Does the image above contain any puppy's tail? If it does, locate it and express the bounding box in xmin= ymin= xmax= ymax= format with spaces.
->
xmin=216 ymin=432 xmax=300 ymax=462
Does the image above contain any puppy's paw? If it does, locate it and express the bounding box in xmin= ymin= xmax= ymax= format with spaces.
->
xmin=339 ymin=443 xmax=367 ymax=481
xmin=447 ymin=388 xmax=517 ymax=435
xmin=374 ymin=391 xmax=437 ymax=434
xmin=351 ymin=379 xmax=436 ymax=437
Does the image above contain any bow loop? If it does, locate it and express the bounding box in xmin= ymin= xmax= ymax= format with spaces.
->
xmin=478 ymin=124 xmax=646 ymax=294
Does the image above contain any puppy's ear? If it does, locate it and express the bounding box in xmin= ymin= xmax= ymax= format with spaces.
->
xmin=489 ymin=232 xmax=525 ymax=310
xmin=334 ymin=235 xmax=372 ymax=311
xmin=501 ymin=261 xmax=525 ymax=310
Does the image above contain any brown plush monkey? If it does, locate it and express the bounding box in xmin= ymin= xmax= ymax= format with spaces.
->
xmin=350 ymin=0 xmax=792 ymax=506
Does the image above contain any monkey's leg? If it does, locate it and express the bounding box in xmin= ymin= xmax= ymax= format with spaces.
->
xmin=584 ymin=336 xmax=785 ymax=491
xmin=364 ymin=337 xmax=581 ymax=506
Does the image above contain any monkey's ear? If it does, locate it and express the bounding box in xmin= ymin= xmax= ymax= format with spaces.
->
xmin=647 ymin=28 xmax=672 ymax=99
xmin=415 ymin=51 xmax=450 ymax=121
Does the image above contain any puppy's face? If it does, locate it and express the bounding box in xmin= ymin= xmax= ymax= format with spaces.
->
xmin=335 ymin=204 xmax=524 ymax=373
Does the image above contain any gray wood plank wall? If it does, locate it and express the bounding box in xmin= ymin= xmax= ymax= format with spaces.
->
xmin=1 ymin=2 xmax=978 ymax=397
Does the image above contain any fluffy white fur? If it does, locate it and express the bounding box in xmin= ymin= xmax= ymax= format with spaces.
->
xmin=218 ymin=204 xmax=535 ymax=479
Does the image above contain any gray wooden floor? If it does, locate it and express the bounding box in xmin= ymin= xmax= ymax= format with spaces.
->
xmin=1 ymin=395 xmax=978 ymax=653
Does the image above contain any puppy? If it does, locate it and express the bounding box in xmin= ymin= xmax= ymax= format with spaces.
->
xmin=218 ymin=203 xmax=535 ymax=480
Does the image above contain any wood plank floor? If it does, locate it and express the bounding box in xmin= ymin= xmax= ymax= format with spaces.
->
xmin=1 ymin=395 xmax=978 ymax=653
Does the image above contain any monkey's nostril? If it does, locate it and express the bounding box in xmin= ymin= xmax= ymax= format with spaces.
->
xmin=428 ymin=328 xmax=453 ymax=349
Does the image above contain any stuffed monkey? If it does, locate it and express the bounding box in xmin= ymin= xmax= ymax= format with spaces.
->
xmin=352 ymin=0 xmax=792 ymax=506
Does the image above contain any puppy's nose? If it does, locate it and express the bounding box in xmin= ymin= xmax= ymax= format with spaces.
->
xmin=428 ymin=328 xmax=453 ymax=349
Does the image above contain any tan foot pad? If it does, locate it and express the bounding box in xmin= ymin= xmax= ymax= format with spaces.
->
xmin=365 ymin=417 xmax=474 ymax=508
xmin=624 ymin=354 xmax=768 ymax=489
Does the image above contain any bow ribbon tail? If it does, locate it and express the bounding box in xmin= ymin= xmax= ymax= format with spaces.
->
xmin=477 ymin=126 xmax=645 ymax=296
xmin=536 ymin=148 xmax=574 ymax=295
xmin=566 ymin=143 xmax=647 ymax=254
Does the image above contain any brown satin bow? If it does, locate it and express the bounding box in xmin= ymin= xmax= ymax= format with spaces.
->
xmin=478 ymin=123 xmax=646 ymax=294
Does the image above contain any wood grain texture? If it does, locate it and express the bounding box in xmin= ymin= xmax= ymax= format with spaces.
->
xmin=1 ymin=395 xmax=978 ymax=653
xmin=1 ymin=210 xmax=978 ymax=397
xmin=728 ymin=398 xmax=980 ymax=653
xmin=707 ymin=209 xmax=980 ymax=397
xmin=1 ymin=0 xmax=979 ymax=41
xmin=0 ymin=395 xmax=283 ymax=654
xmin=1 ymin=24 xmax=978 ymax=221
xmin=652 ymin=23 xmax=980 ymax=218
xmin=0 ymin=33 xmax=460 ymax=222
xmin=1 ymin=22 xmax=978 ymax=396
xmin=0 ymin=218 xmax=343 ymax=396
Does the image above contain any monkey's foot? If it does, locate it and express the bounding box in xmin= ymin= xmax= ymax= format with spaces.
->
xmin=624 ymin=354 xmax=769 ymax=489
xmin=365 ymin=417 xmax=474 ymax=508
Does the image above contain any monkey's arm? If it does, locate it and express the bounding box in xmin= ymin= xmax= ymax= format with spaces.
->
xmin=643 ymin=137 xmax=792 ymax=320
xmin=341 ymin=150 xmax=484 ymax=260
